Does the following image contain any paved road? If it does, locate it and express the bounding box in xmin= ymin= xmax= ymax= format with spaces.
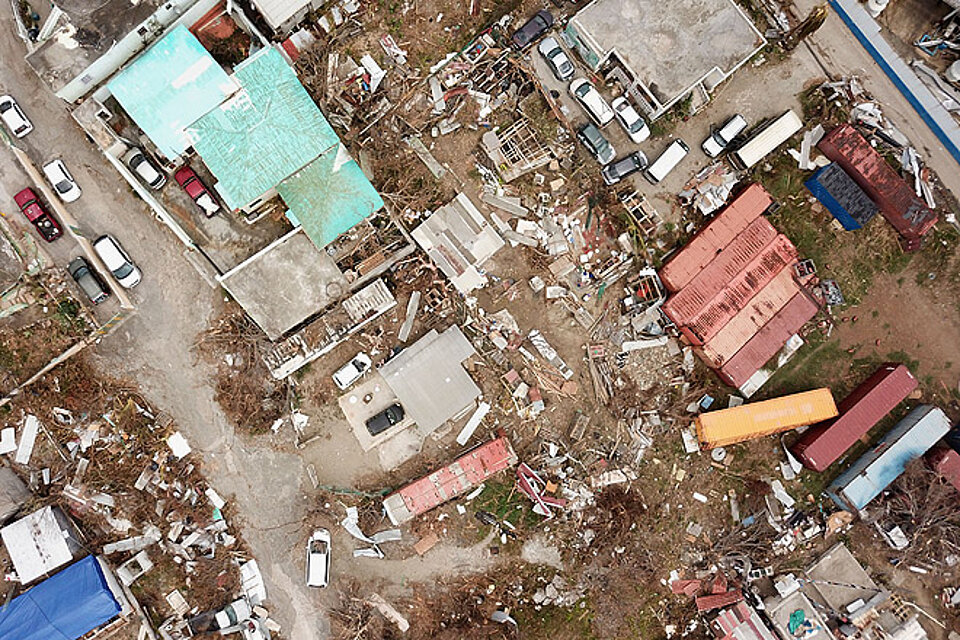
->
xmin=0 ymin=6 xmax=326 ymax=638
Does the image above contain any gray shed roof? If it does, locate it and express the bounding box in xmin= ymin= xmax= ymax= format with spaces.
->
xmin=378 ymin=326 xmax=480 ymax=435
xmin=0 ymin=468 xmax=29 ymax=525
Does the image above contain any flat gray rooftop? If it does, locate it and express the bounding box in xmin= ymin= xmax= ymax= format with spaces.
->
xmin=805 ymin=543 xmax=884 ymax=613
xmin=219 ymin=227 xmax=347 ymax=340
xmin=571 ymin=0 xmax=763 ymax=105
xmin=25 ymin=0 xmax=163 ymax=93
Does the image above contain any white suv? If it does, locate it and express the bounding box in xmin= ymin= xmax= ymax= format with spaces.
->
xmin=569 ymin=78 xmax=614 ymax=127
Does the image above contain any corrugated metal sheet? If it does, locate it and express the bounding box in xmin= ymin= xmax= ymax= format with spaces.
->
xmin=675 ymin=235 xmax=798 ymax=344
xmin=694 ymin=268 xmax=800 ymax=366
xmin=383 ymin=437 xmax=518 ymax=524
xmin=662 ymin=218 xmax=779 ymax=325
xmin=927 ymin=447 xmax=960 ymax=493
xmin=717 ymin=293 xmax=820 ymax=388
xmin=696 ymin=388 xmax=837 ymax=449
xmin=659 ymin=184 xmax=772 ymax=291
xmin=828 ymin=405 xmax=950 ymax=512
xmin=817 ymin=124 xmax=937 ymax=239
xmin=792 ymin=363 xmax=917 ymax=471
xmin=804 ymin=163 xmax=878 ymax=231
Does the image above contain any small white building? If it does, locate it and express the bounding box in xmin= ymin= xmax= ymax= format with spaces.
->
xmin=1 ymin=506 xmax=83 ymax=584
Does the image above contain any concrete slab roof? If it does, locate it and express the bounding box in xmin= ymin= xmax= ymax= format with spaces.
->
xmin=805 ymin=543 xmax=884 ymax=614
xmin=278 ymin=143 xmax=384 ymax=250
xmin=763 ymin=590 xmax=832 ymax=640
xmin=379 ymin=326 xmax=481 ymax=435
xmin=108 ymin=25 xmax=237 ymax=159
xmin=218 ymin=227 xmax=347 ymax=339
xmin=252 ymin=0 xmax=309 ymax=30
xmin=25 ymin=0 xmax=164 ymax=94
xmin=568 ymin=0 xmax=763 ymax=107
xmin=189 ymin=46 xmax=340 ymax=210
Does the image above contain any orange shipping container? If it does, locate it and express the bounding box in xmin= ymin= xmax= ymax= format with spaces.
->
xmin=659 ymin=184 xmax=773 ymax=292
xmin=692 ymin=267 xmax=800 ymax=366
xmin=696 ymin=388 xmax=837 ymax=449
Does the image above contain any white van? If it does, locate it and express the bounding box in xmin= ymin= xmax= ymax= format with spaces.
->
xmin=644 ymin=139 xmax=689 ymax=184
xmin=729 ymin=110 xmax=802 ymax=170
xmin=569 ymin=78 xmax=614 ymax=127
xmin=702 ymin=114 xmax=748 ymax=158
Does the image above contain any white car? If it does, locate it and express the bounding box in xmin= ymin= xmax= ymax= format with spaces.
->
xmin=93 ymin=234 xmax=141 ymax=288
xmin=42 ymin=159 xmax=82 ymax=202
xmin=611 ymin=96 xmax=650 ymax=144
xmin=537 ymin=37 xmax=574 ymax=81
xmin=332 ymin=352 xmax=372 ymax=390
xmin=306 ymin=528 xmax=331 ymax=588
xmin=0 ymin=95 xmax=33 ymax=138
xmin=569 ymin=78 xmax=614 ymax=127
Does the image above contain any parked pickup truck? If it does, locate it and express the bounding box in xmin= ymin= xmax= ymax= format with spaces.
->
xmin=14 ymin=188 xmax=62 ymax=242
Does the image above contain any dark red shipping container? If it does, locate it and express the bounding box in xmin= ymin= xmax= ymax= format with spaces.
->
xmin=817 ymin=125 xmax=937 ymax=240
xmin=693 ymin=267 xmax=800 ymax=365
xmin=662 ymin=218 xmax=779 ymax=326
xmin=659 ymin=184 xmax=772 ymax=292
xmin=673 ymin=235 xmax=799 ymax=344
xmin=715 ymin=292 xmax=819 ymax=388
xmin=927 ymin=447 xmax=960 ymax=493
xmin=791 ymin=363 xmax=918 ymax=471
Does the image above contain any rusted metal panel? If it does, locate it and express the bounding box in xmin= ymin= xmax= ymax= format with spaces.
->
xmin=663 ymin=218 xmax=778 ymax=323
xmin=817 ymin=124 xmax=937 ymax=240
xmin=696 ymin=388 xmax=837 ymax=449
xmin=716 ymin=293 xmax=820 ymax=388
xmin=659 ymin=184 xmax=773 ymax=291
xmin=693 ymin=268 xmax=800 ymax=365
xmin=669 ymin=234 xmax=798 ymax=344
xmin=792 ymin=363 xmax=918 ymax=471
xmin=927 ymin=447 xmax=960 ymax=493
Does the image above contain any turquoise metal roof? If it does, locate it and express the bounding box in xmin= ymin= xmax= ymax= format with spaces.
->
xmin=188 ymin=47 xmax=340 ymax=211
xmin=107 ymin=25 xmax=236 ymax=159
xmin=278 ymin=143 xmax=384 ymax=249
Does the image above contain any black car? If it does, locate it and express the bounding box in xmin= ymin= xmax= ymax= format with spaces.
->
xmin=67 ymin=257 xmax=110 ymax=305
xmin=365 ymin=404 xmax=405 ymax=436
xmin=601 ymin=151 xmax=648 ymax=185
xmin=510 ymin=10 xmax=554 ymax=50
xmin=576 ymin=123 xmax=615 ymax=165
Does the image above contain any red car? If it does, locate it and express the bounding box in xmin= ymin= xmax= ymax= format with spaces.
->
xmin=174 ymin=166 xmax=220 ymax=218
xmin=14 ymin=188 xmax=62 ymax=242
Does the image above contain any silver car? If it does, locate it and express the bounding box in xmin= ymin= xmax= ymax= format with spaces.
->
xmin=537 ymin=37 xmax=574 ymax=81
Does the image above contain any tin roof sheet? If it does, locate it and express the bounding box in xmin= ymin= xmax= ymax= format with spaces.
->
xmin=659 ymin=184 xmax=772 ymax=291
xmin=107 ymin=25 xmax=237 ymax=159
xmin=928 ymin=447 xmax=960 ymax=493
xmin=277 ymin=143 xmax=384 ymax=249
xmin=189 ymin=47 xmax=340 ymax=210
xmin=695 ymin=267 xmax=800 ymax=366
xmin=792 ymin=364 xmax=917 ymax=471
xmin=717 ymin=292 xmax=819 ymax=388
xmin=818 ymin=124 xmax=937 ymax=239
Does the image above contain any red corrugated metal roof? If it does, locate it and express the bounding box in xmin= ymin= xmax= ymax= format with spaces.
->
xmin=394 ymin=437 xmax=518 ymax=518
xmin=818 ymin=125 xmax=937 ymax=240
xmin=792 ymin=363 xmax=917 ymax=471
xmin=696 ymin=590 xmax=743 ymax=612
xmin=928 ymin=447 xmax=960 ymax=493
xmin=662 ymin=218 xmax=779 ymax=325
xmin=671 ymin=235 xmax=798 ymax=344
xmin=717 ymin=293 xmax=819 ymax=388
xmin=659 ymin=184 xmax=773 ymax=291
xmin=695 ymin=268 xmax=801 ymax=366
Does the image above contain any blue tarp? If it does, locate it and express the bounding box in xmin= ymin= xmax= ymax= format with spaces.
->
xmin=805 ymin=163 xmax=877 ymax=231
xmin=0 ymin=556 xmax=121 ymax=640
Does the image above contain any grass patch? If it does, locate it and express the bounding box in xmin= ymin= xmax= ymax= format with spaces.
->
xmin=472 ymin=479 xmax=540 ymax=532
xmin=514 ymin=601 xmax=597 ymax=640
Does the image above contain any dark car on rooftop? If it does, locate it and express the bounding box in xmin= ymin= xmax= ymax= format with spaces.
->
xmin=510 ymin=10 xmax=553 ymax=50
xmin=365 ymin=404 xmax=405 ymax=436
